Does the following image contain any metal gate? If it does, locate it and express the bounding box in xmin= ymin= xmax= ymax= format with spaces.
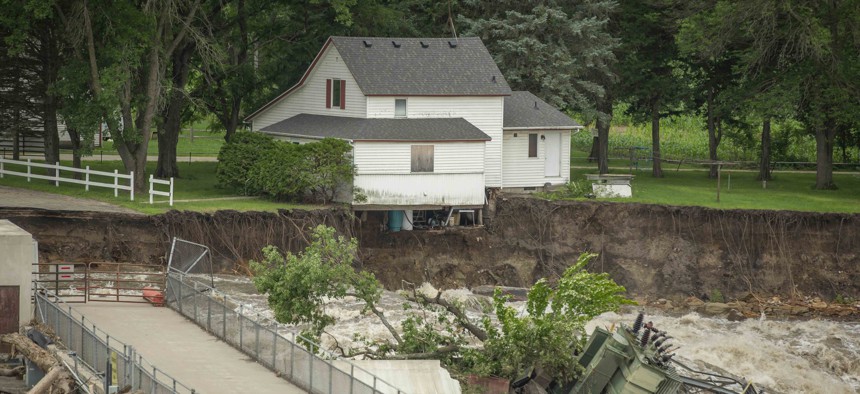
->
xmin=32 ymin=262 xmax=88 ymax=303
xmin=32 ymin=262 xmax=166 ymax=304
xmin=86 ymin=263 xmax=166 ymax=303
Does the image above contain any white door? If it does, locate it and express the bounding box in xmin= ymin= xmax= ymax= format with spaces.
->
xmin=544 ymin=132 xmax=561 ymax=177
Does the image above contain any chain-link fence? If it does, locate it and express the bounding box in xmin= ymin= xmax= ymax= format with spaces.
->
xmin=34 ymin=289 xmax=196 ymax=394
xmin=167 ymin=238 xmax=213 ymax=288
xmin=165 ymin=273 xmax=406 ymax=394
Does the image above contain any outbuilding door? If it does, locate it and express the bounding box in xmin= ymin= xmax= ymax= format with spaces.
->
xmin=0 ymin=286 xmax=19 ymax=352
xmin=544 ymin=132 xmax=561 ymax=177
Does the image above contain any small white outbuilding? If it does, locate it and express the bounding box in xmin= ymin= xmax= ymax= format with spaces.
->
xmin=0 ymin=220 xmax=37 ymax=339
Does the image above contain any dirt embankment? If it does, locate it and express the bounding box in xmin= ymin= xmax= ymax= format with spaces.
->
xmin=3 ymin=198 xmax=859 ymax=302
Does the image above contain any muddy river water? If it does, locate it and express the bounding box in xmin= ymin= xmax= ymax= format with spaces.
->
xmin=205 ymin=275 xmax=859 ymax=394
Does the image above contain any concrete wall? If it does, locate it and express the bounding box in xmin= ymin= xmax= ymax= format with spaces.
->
xmin=0 ymin=219 xmax=36 ymax=329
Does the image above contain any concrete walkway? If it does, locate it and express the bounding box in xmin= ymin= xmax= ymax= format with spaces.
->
xmin=72 ymin=303 xmax=305 ymax=394
xmin=0 ymin=185 xmax=140 ymax=214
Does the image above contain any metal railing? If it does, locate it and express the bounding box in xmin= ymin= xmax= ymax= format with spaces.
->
xmin=165 ymin=274 xmax=407 ymax=394
xmin=34 ymin=287 xmax=196 ymax=394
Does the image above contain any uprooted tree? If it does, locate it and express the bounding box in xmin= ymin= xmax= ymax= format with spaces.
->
xmin=250 ymin=225 xmax=633 ymax=383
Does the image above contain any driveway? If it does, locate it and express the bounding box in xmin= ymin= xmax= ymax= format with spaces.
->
xmin=0 ymin=185 xmax=140 ymax=214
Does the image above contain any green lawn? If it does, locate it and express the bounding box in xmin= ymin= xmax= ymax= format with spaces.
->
xmin=2 ymin=153 xmax=858 ymax=215
xmin=0 ymin=161 xmax=322 ymax=214
xmin=66 ymin=129 xmax=226 ymax=157
xmin=569 ymin=164 xmax=860 ymax=213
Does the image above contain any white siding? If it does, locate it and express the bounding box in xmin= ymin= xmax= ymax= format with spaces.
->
xmin=502 ymin=129 xmax=571 ymax=188
xmin=252 ymin=46 xmax=366 ymax=130
xmin=366 ymin=96 xmax=504 ymax=187
xmin=354 ymin=173 xmax=485 ymax=206
xmin=353 ymin=141 xmax=484 ymax=174
xmin=352 ymin=141 xmax=485 ymax=206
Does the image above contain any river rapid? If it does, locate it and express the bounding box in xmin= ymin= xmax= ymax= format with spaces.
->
xmin=206 ymin=274 xmax=860 ymax=394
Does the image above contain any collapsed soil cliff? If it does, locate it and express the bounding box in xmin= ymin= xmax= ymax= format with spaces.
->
xmin=3 ymin=197 xmax=858 ymax=301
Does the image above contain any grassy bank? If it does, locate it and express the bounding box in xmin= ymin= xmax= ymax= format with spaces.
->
xmin=0 ymin=161 xmax=321 ymax=214
xmin=569 ymin=165 xmax=860 ymax=213
xmin=2 ymin=156 xmax=858 ymax=214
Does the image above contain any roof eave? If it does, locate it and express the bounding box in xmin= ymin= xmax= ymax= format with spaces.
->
xmin=355 ymin=138 xmax=491 ymax=142
xmin=503 ymin=126 xmax=583 ymax=131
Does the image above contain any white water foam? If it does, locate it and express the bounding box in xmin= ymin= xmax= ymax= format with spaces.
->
xmin=208 ymin=275 xmax=860 ymax=393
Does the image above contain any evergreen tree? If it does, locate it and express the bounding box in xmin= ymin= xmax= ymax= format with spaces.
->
xmin=615 ymin=0 xmax=688 ymax=178
xmin=459 ymin=0 xmax=619 ymax=117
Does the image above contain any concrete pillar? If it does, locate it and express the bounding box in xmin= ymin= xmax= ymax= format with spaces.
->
xmin=0 ymin=220 xmax=37 ymax=332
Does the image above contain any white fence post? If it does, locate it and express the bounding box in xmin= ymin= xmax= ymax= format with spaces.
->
xmin=1 ymin=159 xmax=4 ymax=178
xmin=130 ymin=171 xmax=134 ymax=201
xmin=169 ymin=177 xmax=174 ymax=207
xmin=27 ymin=158 xmax=31 ymax=182
xmin=85 ymin=166 xmax=90 ymax=191
xmin=113 ymin=169 xmax=119 ymax=197
xmin=149 ymin=174 xmax=154 ymax=204
xmin=55 ymin=162 xmax=60 ymax=187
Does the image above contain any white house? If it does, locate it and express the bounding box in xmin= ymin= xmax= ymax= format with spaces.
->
xmin=246 ymin=37 xmax=581 ymax=214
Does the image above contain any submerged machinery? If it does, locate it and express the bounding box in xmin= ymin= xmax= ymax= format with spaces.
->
xmin=514 ymin=313 xmax=760 ymax=394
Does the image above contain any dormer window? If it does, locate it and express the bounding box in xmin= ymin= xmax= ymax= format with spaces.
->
xmin=395 ymin=99 xmax=407 ymax=117
xmin=326 ymin=78 xmax=346 ymax=109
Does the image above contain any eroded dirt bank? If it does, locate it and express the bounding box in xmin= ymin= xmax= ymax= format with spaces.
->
xmin=3 ymin=198 xmax=858 ymax=301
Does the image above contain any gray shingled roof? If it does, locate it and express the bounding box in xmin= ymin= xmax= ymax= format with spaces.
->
xmin=260 ymin=114 xmax=491 ymax=141
xmin=503 ymin=91 xmax=582 ymax=129
xmin=331 ymin=37 xmax=512 ymax=96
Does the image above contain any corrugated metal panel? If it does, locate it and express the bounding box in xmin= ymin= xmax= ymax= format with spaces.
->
xmin=502 ymin=130 xmax=571 ymax=188
xmin=252 ymin=46 xmax=367 ymax=130
xmin=366 ymin=96 xmax=503 ymax=187
xmin=354 ymin=172 xmax=485 ymax=206
xmin=353 ymin=141 xmax=484 ymax=174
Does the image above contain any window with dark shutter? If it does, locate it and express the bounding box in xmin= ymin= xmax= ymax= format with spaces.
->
xmin=528 ymin=134 xmax=538 ymax=158
xmin=332 ymin=79 xmax=342 ymax=108
xmin=325 ymin=79 xmax=332 ymax=108
xmin=411 ymin=145 xmax=434 ymax=172
xmin=339 ymin=80 xmax=346 ymax=109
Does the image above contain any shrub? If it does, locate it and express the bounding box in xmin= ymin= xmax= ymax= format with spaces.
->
xmin=302 ymin=138 xmax=355 ymax=204
xmin=247 ymin=142 xmax=309 ymax=200
xmin=218 ymin=133 xmax=355 ymax=203
xmin=216 ymin=132 xmax=276 ymax=194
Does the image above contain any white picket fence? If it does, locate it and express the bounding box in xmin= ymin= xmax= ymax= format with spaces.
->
xmin=0 ymin=157 xmax=173 ymax=205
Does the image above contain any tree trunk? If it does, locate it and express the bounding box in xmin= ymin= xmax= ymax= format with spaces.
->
xmin=39 ymin=21 xmax=62 ymax=175
xmin=814 ymin=122 xmax=837 ymax=189
xmin=0 ymin=333 xmax=75 ymax=393
xmin=587 ymin=136 xmax=599 ymax=162
xmin=12 ymin=119 xmax=20 ymax=160
xmin=706 ymin=88 xmax=718 ymax=178
xmin=596 ymin=98 xmax=612 ymax=175
xmin=42 ymin=100 xmax=60 ymax=168
xmin=224 ymin=97 xmax=242 ymax=143
xmin=757 ymin=118 xmax=772 ymax=181
xmin=650 ymin=100 xmax=663 ymax=178
xmin=156 ymin=41 xmax=195 ymax=178
xmin=67 ymin=128 xmax=83 ymax=179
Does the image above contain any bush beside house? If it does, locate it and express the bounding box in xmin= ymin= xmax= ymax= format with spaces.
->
xmin=217 ymin=132 xmax=354 ymax=203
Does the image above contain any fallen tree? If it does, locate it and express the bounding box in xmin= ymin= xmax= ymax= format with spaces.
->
xmin=250 ymin=225 xmax=634 ymax=385
xmin=0 ymin=332 xmax=75 ymax=394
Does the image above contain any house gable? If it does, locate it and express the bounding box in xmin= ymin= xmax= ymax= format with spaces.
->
xmin=249 ymin=40 xmax=366 ymax=131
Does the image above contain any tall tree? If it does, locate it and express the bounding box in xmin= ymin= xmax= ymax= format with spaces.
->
xmin=59 ymin=0 xmax=208 ymax=192
xmin=459 ymin=0 xmax=618 ymax=116
xmin=728 ymin=0 xmax=859 ymax=189
xmin=616 ymin=0 xmax=688 ymax=178
xmin=0 ymin=1 xmax=66 ymax=168
xmin=677 ymin=0 xmax=743 ymax=178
